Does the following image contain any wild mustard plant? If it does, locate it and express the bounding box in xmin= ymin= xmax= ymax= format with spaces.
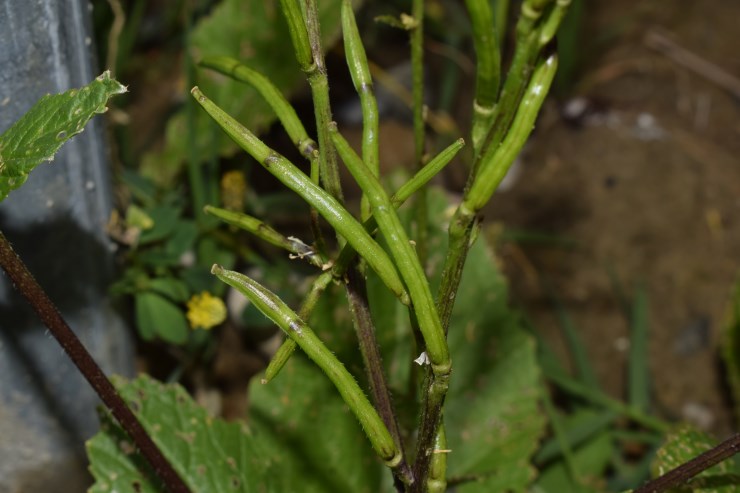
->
xmin=2 ymin=1 xmax=736 ymax=492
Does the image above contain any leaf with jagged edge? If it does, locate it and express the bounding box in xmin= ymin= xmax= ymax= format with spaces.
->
xmin=0 ymin=71 xmax=126 ymax=202
xmin=87 ymin=374 xmax=276 ymax=493
xmin=87 ymin=365 xmax=391 ymax=492
xmin=649 ymin=426 xmax=740 ymax=493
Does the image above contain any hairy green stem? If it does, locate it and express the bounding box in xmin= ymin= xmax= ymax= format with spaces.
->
xmin=303 ymin=0 xmax=344 ymax=203
xmin=203 ymin=205 xmax=325 ymax=268
xmin=426 ymin=425 xmax=448 ymax=493
xmin=264 ymin=270 xmax=334 ymax=383
xmin=345 ymin=265 xmax=414 ymax=488
xmin=411 ymin=371 xmax=450 ymax=493
xmin=465 ymin=0 xmax=501 ymax=154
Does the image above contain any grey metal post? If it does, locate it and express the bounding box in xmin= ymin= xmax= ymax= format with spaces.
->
xmin=0 ymin=1 xmax=135 ymax=491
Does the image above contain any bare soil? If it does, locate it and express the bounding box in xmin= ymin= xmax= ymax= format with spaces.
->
xmin=486 ymin=0 xmax=739 ymax=436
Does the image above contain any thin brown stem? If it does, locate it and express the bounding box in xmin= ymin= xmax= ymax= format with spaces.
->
xmin=0 ymin=230 xmax=191 ymax=493
xmin=345 ymin=265 xmax=414 ymax=490
xmin=634 ymin=433 xmax=740 ymax=493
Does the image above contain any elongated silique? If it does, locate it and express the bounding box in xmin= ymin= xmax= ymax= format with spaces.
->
xmin=211 ymin=265 xmax=401 ymax=467
xmin=191 ymin=86 xmax=410 ymax=306
xmin=330 ymin=124 xmax=451 ymax=376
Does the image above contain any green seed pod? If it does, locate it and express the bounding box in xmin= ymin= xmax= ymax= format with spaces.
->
xmin=191 ymin=87 xmax=410 ymax=306
xmin=212 ymin=265 xmax=400 ymax=466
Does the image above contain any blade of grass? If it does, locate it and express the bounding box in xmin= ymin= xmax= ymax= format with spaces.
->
xmin=547 ymin=372 xmax=669 ymax=433
xmin=541 ymin=390 xmax=583 ymax=491
xmin=628 ymin=282 xmax=650 ymax=413
xmin=535 ymin=409 xmax=618 ymax=465
xmin=548 ymin=285 xmax=601 ymax=391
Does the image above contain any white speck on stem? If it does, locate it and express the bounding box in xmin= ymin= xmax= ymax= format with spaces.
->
xmin=289 ymin=320 xmax=302 ymax=335
xmin=414 ymin=352 xmax=430 ymax=366
xmin=532 ymin=84 xmax=543 ymax=96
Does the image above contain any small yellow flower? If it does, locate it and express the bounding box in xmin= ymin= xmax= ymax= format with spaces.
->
xmin=220 ymin=170 xmax=248 ymax=211
xmin=186 ymin=292 xmax=227 ymax=330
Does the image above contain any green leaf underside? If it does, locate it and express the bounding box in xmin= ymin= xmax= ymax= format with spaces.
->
xmin=650 ymin=426 xmax=740 ymax=493
xmin=87 ymin=374 xmax=273 ymax=493
xmin=141 ymin=0 xmax=350 ymax=183
xmin=0 ymin=71 xmax=126 ymax=202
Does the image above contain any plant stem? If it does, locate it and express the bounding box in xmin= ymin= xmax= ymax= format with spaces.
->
xmin=342 ymin=0 xmax=380 ymax=221
xmin=304 ymin=0 xmax=344 ymax=204
xmin=204 ymin=205 xmax=325 ymax=268
xmin=346 ymin=265 xmax=414 ymax=489
xmin=411 ymin=370 xmax=450 ymax=493
xmin=331 ymin=127 xmax=450 ymax=373
xmin=263 ymin=270 xmax=333 ymax=383
xmin=634 ymin=433 xmax=740 ymax=493
xmin=410 ymin=0 xmax=429 ymax=266
xmin=465 ymin=0 xmax=501 ymax=154
xmin=184 ymin=2 xmax=209 ymax=224
xmin=0 ymin=230 xmax=191 ymax=493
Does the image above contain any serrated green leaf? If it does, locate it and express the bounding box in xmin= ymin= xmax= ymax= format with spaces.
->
xmin=141 ymin=0 xmax=349 ymax=184
xmin=135 ymin=292 xmax=189 ymax=344
xmin=248 ymin=355 xmax=392 ymax=492
xmin=650 ymin=426 xmax=739 ymax=493
xmin=0 ymin=71 xmax=126 ymax=202
xmin=87 ymin=374 xmax=274 ymax=493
